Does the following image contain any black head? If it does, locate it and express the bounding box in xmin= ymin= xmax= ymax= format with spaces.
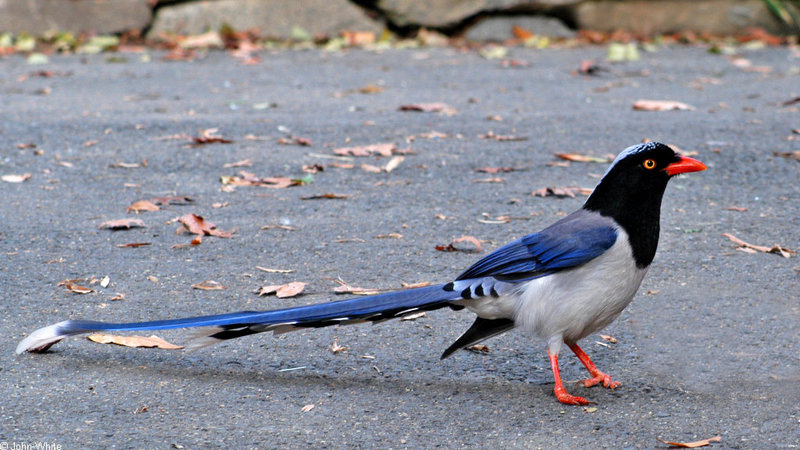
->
xmin=583 ymin=142 xmax=706 ymax=267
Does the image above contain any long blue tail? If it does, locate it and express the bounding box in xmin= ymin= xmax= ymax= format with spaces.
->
xmin=16 ymin=283 xmax=460 ymax=354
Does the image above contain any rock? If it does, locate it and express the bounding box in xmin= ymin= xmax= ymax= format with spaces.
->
xmin=377 ymin=0 xmax=579 ymax=28
xmin=0 ymin=0 xmax=151 ymax=35
xmin=464 ymin=16 xmax=575 ymax=41
xmin=573 ymin=0 xmax=792 ymax=35
xmin=147 ymin=0 xmax=382 ymax=40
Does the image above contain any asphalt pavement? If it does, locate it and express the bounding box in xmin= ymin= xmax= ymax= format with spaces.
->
xmin=1 ymin=44 xmax=799 ymax=448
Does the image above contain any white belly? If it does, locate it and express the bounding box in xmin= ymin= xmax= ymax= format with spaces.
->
xmin=464 ymin=228 xmax=646 ymax=345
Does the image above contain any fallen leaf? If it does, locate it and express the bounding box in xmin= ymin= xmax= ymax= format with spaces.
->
xmin=117 ymin=242 xmax=151 ymax=248
xmin=2 ymin=173 xmax=32 ymax=183
xmin=126 ymin=200 xmax=160 ymax=213
xmin=468 ymin=344 xmax=490 ymax=353
xmin=401 ymin=281 xmax=431 ymax=289
xmin=87 ymin=333 xmax=183 ymax=350
xmin=191 ymin=280 xmax=227 ymax=291
xmin=333 ymin=143 xmax=396 ymax=157
xmin=358 ymin=84 xmax=384 ymax=94
xmin=302 ymin=164 xmax=324 ymax=173
xmin=256 ymin=266 xmax=294 ymax=274
xmin=375 ymin=233 xmax=403 ymax=239
xmin=258 ymin=282 xmax=306 ymax=298
xmin=178 ymin=213 xmax=234 ymax=238
xmin=384 ymin=156 xmax=404 ymax=173
xmin=436 ymin=235 xmax=483 ymax=253
xmin=722 ymin=233 xmax=795 ymax=258
xmin=301 ymin=404 xmax=315 ymax=413
xmin=532 ymin=187 xmax=593 ymax=198
xmin=278 ymin=136 xmax=312 ymax=146
xmin=773 ymin=151 xmax=800 ymax=160
xmin=188 ymin=128 xmax=233 ymax=147
xmin=330 ymin=339 xmax=348 ymax=354
xmin=83 ymin=139 xmax=98 ymax=147
xmin=110 ymin=293 xmax=125 ymax=301
xmin=149 ymin=196 xmax=194 ymax=206
xmin=223 ymin=159 xmax=253 ymax=168
xmin=512 ymin=25 xmax=534 ymax=40
xmin=221 ymin=171 xmax=309 ymax=188
xmin=333 ymin=278 xmax=381 ymax=295
xmin=474 ymin=177 xmax=505 ymax=183
xmin=725 ymin=206 xmax=747 ymax=212
xmin=360 ymin=163 xmax=382 ymax=173
xmin=65 ymin=281 xmax=93 ymax=294
xmin=633 ymin=100 xmax=695 ymax=111
xmin=657 ymin=436 xmax=722 ymax=448
xmin=110 ymin=161 xmax=142 ymax=169
xmin=475 ymin=167 xmax=525 ymax=174
xmin=399 ymin=102 xmax=456 ymax=115
xmin=479 ymin=131 xmax=528 ymax=141
xmin=400 ymin=311 xmax=426 ymax=321
xmin=554 ymin=153 xmax=613 ymax=163
xmin=300 ymin=193 xmax=351 ymax=200
xmin=600 ymin=335 xmax=618 ymax=344
xmin=99 ymin=218 xmax=146 ymax=230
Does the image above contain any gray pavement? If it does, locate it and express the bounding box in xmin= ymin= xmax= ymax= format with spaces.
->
xmin=1 ymin=45 xmax=799 ymax=448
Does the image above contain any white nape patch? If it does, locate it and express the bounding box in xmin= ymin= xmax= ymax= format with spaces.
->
xmin=512 ymin=227 xmax=646 ymax=354
xmin=16 ymin=321 xmax=72 ymax=354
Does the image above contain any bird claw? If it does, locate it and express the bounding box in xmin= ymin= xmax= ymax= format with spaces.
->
xmin=554 ymin=386 xmax=594 ymax=405
xmin=580 ymin=372 xmax=620 ymax=389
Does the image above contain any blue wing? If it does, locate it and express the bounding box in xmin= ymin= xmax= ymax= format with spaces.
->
xmin=456 ymin=209 xmax=618 ymax=282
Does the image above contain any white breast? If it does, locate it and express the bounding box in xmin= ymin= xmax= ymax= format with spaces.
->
xmin=512 ymin=228 xmax=647 ymax=345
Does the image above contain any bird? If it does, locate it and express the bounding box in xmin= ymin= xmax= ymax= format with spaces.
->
xmin=16 ymin=141 xmax=706 ymax=405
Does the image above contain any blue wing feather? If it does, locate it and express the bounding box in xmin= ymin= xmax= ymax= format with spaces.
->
xmin=456 ymin=210 xmax=617 ymax=281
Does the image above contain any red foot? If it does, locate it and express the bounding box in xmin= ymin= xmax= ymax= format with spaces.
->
xmin=580 ymin=372 xmax=620 ymax=389
xmin=554 ymin=386 xmax=593 ymax=405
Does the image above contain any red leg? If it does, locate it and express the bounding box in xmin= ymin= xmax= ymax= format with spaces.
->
xmin=547 ymin=349 xmax=592 ymax=405
xmin=567 ymin=343 xmax=620 ymax=389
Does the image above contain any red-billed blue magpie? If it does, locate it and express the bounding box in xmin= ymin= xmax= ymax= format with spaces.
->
xmin=16 ymin=142 xmax=706 ymax=405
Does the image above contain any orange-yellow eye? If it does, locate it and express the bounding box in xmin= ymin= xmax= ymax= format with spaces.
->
xmin=643 ymin=159 xmax=656 ymax=170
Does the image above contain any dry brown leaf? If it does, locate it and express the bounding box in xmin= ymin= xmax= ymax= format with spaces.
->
xmin=150 ymin=196 xmax=193 ymax=206
xmin=375 ymin=233 xmax=403 ymax=239
xmin=468 ymin=344 xmax=490 ymax=353
xmin=333 ymin=278 xmax=381 ymax=296
xmin=330 ymin=339 xmax=348 ymax=354
xmin=258 ymin=282 xmax=306 ymax=298
xmin=511 ymin=25 xmax=534 ymax=40
xmin=474 ymin=177 xmax=505 ymax=183
xmin=191 ymin=280 xmax=227 ymax=291
xmin=600 ymin=335 xmax=618 ymax=344
xmin=99 ymin=218 xmax=146 ymax=230
xmin=300 ymin=193 xmax=351 ymax=200
xmin=773 ymin=150 xmax=800 ymax=160
xmin=302 ymin=164 xmax=324 ymax=173
xmin=83 ymin=139 xmax=98 ymax=147
xmin=188 ymin=128 xmax=233 ymax=146
xmin=333 ymin=143 xmax=396 ymax=157
xmin=358 ymin=84 xmax=385 ymax=94
xmin=401 ymin=281 xmax=431 ymax=289
xmin=633 ymin=100 xmax=695 ymax=111
xmin=301 ymin=404 xmax=315 ymax=413
xmin=110 ymin=293 xmax=125 ymax=301
xmin=360 ymin=163 xmax=382 ymax=173
xmin=87 ymin=333 xmax=184 ymax=350
xmin=384 ymin=156 xmax=404 ymax=173
xmin=117 ymin=242 xmax=151 ymax=248
xmin=436 ymin=235 xmax=483 ymax=253
xmin=479 ymin=131 xmax=528 ymax=141
xmin=725 ymin=206 xmax=748 ymax=212
xmin=65 ymin=281 xmax=93 ymax=294
xmin=223 ymin=159 xmax=253 ymax=168
xmin=256 ymin=266 xmax=294 ymax=274
xmin=2 ymin=173 xmax=32 ymax=183
xmin=399 ymin=102 xmax=456 ymax=115
xmin=111 ymin=161 xmax=142 ymax=169
xmin=657 ymin=436 xmax=721 ymax=448
xmin=722 ymin=233 xmax=795 ymax=258
xmin=475 ymin=167 xmax=525 ymax=174
xmin=126 ymin=200 xmax=160 ymax=213
xmin=278 ymin=136 xmax=312 ymax=146
xmin=532 ymin=187 xmax=593 ymax=198
xmin=554 ymin=153 xmax=613 ymax=163
xmin=221 ymin=171 xmax=307 ymax=189
xmin=400 ymin=311 xmax=427 ymax=321
xmin=178 ymin=213 xmax=234 ymax=238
